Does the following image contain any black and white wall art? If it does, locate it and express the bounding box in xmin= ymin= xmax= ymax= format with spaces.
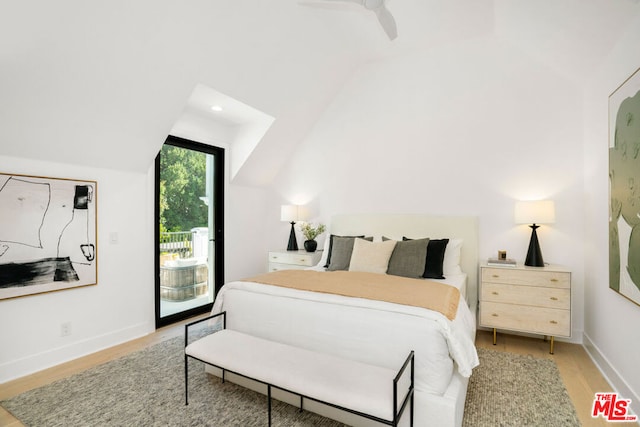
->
xmin=609 ymin=66 xmax=640 ymax=306
xmin=0 ymin=173 xmax=97 ymax=300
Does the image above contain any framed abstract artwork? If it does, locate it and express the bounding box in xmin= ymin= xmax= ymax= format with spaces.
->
xmin=609 ymin=66 xmax=640 ymax=305
xmin=0 ymin=173 xmax=97 ymax=300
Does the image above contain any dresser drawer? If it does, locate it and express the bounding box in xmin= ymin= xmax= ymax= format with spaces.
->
xmin=481 ymin=283 xmax=570 ymax=310
xmin=268 ymin=263 xmax=310 ymax=272
xmin=268 ymin=252 xmax=317 ymax=267
xmin=480 ymin=301 xmax=570 ymax=337
xmin=482 ymin=268 xmax=570 ymax=289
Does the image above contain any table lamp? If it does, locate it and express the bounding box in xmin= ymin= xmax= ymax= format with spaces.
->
xmin=281 ymin=205 xmax=300 ymax=251
xmin=514 ymin=200 xmax=555 ymax=267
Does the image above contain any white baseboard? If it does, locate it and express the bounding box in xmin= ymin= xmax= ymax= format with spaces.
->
xmin=0 ymin=321 xmax=153 ymax=384
xmin=583 ymin=332 xmax=640 ymax=420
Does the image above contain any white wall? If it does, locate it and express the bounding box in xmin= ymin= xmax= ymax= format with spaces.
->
xmin=583 ymin=13 xmax=640 ymax=414
xmin=225 ymin=184 xmax=270 ymax=281
xmin=270 ymin=35 xmax=586 ymax=341
xmin=0 ymin=155 xmax=155 ymax=382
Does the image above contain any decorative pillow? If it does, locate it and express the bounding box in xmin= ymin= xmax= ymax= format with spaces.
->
xmin=423 ymin=238 xmax=449 ymax=279
xmin=348 ymin=238 xmax=397 ymax=274
xmin=324 ymin=234 xmax=365 ymax=268
xmin=443 ymin=238 xmax=463 ymax=276
xmin=402 ymin=236 xmax=450 ymax=279
xmin=327 ymin=236 xmax=373 ymax=271
xmin=385 ymin=237 xmax=430 ymax=278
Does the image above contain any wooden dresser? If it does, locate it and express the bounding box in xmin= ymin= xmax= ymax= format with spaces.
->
xmin=479 ymin=263 xmax=571 ymax=353
xmin=268 ymin=250 xmax=322 ymax=272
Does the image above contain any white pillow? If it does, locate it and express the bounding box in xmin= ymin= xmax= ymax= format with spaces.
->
xmin=443 ymin=238 xmax=463 ymax=276
xmin=348 ymin=239 xmax=397 ymax=274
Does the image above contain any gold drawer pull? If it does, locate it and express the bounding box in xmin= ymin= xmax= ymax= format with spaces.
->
xmin=550 ymin=297 xmax=558 ymax=301
xmin=272 ymin=256 xmax=278 ymax=259
xmin=492 ymin=313 xmax=499 ymax=317
xmin=550 ymin=278 xmax=559 ymax=282
xmin=492 ymin=274 xmax=500 ymax=278
xmin=550 ymin=320 xmax=558 ymax=324
xmin=492 ymin=291 xmax=499 ymax=295
xmin=299 ymin=259 xmax=306 ymax=262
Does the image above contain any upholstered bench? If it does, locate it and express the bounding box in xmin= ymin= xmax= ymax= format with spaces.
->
xmin=184 ymin=312 xmax=414 ymax=426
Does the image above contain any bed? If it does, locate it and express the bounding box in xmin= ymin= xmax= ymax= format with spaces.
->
xmin=207 ymin=214 xmax=479 ymax=426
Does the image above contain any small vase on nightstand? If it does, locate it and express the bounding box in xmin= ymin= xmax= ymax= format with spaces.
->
xmin=300 ymin=223 xmax=325 ymax=253
xmin=304 ymin=240 xmax=317 ymax=252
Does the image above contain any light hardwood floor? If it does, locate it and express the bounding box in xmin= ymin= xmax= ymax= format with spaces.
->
xmin=1 ymin=321 xmax=613 ymax=427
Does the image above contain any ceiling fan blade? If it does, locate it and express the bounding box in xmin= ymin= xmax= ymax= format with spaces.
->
xmin=300 ymin=0 xmax=397 ymax=40
xmin=375 ymin=5 xmax=397 ymax=40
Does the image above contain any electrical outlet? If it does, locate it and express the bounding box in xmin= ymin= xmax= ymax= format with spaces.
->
xmin=60 ymin=322 xmax=71 ymax=337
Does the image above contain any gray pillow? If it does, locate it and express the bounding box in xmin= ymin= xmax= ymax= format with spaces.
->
xmin=386 ymin=237 xmax=430 ymax=278
xmin=324 ymin=234 xmax=365 ymax=268
xmin=327 ymin=236 xmax=373 ymax=271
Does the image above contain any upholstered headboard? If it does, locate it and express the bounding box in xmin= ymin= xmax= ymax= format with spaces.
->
xmin=327 ymin=214 xmax=479 ymax=312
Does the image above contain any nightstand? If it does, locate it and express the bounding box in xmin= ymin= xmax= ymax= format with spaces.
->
xmin=268 ymin=250 xmax=323 ymax=272
xmin=479 ymin=263 xmax=571 ymax=354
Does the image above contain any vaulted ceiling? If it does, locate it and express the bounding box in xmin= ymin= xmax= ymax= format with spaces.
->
xmin=1 ymin=0 xmax=638 ymax=185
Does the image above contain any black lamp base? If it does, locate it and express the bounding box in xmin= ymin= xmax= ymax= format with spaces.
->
xmin=286 ymin=221 xmax=298 ymax=251
xmin=524 ymin=224 xmax=544 ymax=267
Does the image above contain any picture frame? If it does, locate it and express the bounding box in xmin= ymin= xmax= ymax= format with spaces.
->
xmin=609 ymin=66 xmax=640 ymax=305
xmin=0 ymin=173 xmax=97 ymax=300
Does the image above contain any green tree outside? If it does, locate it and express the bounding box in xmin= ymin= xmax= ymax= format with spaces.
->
xmin=159 ymin=144 xmax=208 ymax=233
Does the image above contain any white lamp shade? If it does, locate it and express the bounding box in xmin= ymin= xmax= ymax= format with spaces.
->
xmin=514 ymin=200 xmax=555 ymax=224
xmin=281 ymin=205 xmax=299 ymax=222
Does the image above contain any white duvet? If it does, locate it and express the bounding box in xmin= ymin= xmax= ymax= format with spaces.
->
xmin=211 ymin=275 xmax=479 ymax=397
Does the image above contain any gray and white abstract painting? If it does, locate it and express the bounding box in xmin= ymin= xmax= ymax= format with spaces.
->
xmin=0 ymin=173 xmax=97 ymax=299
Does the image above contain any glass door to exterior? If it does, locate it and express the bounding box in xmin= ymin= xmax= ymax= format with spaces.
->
xmin=155 ymin=136 xmax=224 ymax=328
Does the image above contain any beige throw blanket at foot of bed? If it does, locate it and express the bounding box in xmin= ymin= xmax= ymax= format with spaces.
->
xmin=244 ymin=270 xmax=460 ymax=321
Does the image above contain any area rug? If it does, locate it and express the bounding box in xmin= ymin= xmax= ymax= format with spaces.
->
xmin=2 ymin=336 xmax=579 ymax=426
xmin=463 ymin=349 xmax=580 ymax=426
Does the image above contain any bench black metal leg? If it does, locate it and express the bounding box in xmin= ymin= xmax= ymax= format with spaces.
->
xmin=267 ymin=385 xmax=272 ymax=427
xmin=184 ymin=355 xmax=189 ymax=406
xmin=300 ymin=395 xmax=304 ymax=413
xmin=410 ymin=393 xmax=414 ymax=427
